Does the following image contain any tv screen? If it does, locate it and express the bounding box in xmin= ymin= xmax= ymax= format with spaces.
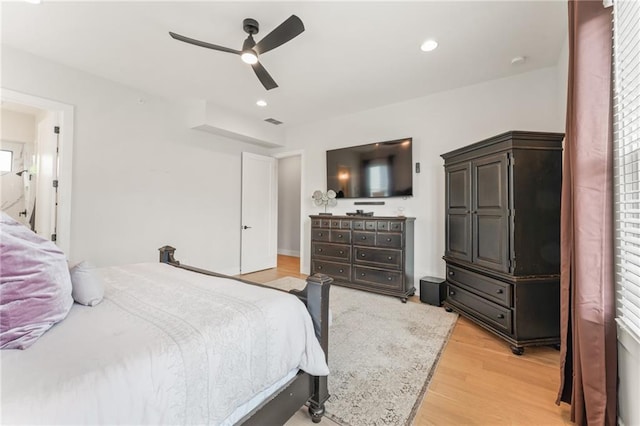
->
xmin=326 ymin=138 xmax=413 ymax=198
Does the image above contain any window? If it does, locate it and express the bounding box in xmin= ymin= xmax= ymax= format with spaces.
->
xmin=613 ymin=0 xmax=640 ymax=342
xmin=0 ymin=150 xmax=13 ymax=172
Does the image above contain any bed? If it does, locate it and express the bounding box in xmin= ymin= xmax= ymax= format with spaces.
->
xmin=0 ymin=244 xmax=332 ymax=425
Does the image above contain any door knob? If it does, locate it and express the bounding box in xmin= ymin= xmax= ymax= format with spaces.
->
xmin=242 ymin=225 xmax=252 ymax=230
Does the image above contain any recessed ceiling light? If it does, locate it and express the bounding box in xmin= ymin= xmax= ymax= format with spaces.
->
xmin=256 ymin=100 xmax=267 ymax=107
xmin=420 ymin=39 xmax=438 ymax=52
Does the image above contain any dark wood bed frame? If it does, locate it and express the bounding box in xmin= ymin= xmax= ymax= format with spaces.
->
xmin=158 ymin=246 xmax=331 ymax=425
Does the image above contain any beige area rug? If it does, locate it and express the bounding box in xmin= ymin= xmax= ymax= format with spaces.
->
xmin=265 ymin=277 xmax=458 ymax=426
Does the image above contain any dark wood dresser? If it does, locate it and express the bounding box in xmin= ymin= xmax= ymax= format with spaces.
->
xmin=310 ymin=215 xmax=415 ymax=302
xmin=441 ymin=131 xmax=564 ymax=354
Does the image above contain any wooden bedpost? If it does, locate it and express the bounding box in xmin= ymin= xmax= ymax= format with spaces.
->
xmin=294 ymin=273 xmax=332 ymax=423
xmin=158 ymin=245 xmax=179 ymax=265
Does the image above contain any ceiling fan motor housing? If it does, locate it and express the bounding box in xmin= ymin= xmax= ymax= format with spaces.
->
xmin=243 ymin=18 xmax=259 ymax=35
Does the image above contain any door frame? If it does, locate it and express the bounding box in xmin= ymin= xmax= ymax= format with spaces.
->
xmin=1 ymin=88 xmax=75 ymax=257
xmin=273 ymin=149 xmax=305 ymax=274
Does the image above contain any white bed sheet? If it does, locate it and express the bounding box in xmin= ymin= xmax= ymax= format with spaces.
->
xmin=0 ymin=263 xmax=328 ymax=425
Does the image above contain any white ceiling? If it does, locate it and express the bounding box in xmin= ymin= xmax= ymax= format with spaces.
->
xmin=1 ymin=1 xmax=567 ymax=128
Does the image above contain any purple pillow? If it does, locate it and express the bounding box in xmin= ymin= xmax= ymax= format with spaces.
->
xmin=0 ymin=213 xmax=73 ymax=349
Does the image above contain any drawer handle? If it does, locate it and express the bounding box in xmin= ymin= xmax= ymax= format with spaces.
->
xmin=339 ymin=269 xmax=344 ymax=273
xmin=448 ymin=271 xmax=454 ymax=276
xmin=361 ymin=253 xmax=366 ymax=257
xmin=339 ymin=250 xmax=344 ymax=255
xmin=318 ymin=233 xmax=323 ymax=237
xmin=387 ymin=277 xmax=392 ymax=281
xmin=387 ymin=256 xmax=393 ymax=260
xmin=496 ymin=289 xmax=504 ymax=294
xmin=318 ymin=248 xmax=323 ymax=252
xmin=361 ymin=236 xmax=367 ymax=240
xmin=361 ymin=272 xmax=366 ymax=277
xmin=386 ymin=238 xmax=392 ymax=242
xmin=449 ymin=290 xmax=456 ymax=296
xmin=338 ymin=234 xmax=343 ymax=238
xmin=317 ymin=266 xmax=322 ymax=270
xmin=497 ymin=314 xmax=505 ymax=319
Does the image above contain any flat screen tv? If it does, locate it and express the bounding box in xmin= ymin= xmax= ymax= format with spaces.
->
xmin=326 ymin=138 xmax=413 ymax=198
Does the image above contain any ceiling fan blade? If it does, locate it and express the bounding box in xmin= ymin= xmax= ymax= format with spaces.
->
xmin=169 ymin=31 xmax=241 ymax=55
xmin=254 ymin=15 xmax=304 ymax=55
xmin=251 ymin=61 xmax=278 ymax=90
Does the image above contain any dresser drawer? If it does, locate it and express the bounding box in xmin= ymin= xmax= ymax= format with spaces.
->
xmin=311 ymin=260 xmax=351 ymax=281
xmin=329 ymin=219 xmax=352 ymax=229
xmin=354 ymin=247 xmax=402 ymax=269
xmin=353 ymin=231 xmax=376 ymax=246
xmin=330 ymin=229 xmax=352 ymax=244
xmin=311 ymin=228 xmax=331 ymax=242
xmin=389 ymin=221 xmax=403 ymax=232
xmin=365 ymin=221 xmax=377 ymax=230
xmin=446 ymin=265 xmax=511 ymax=307
xmin=353 ymin=221 xmax=365 ymax=230
xmin=353 ymin=266 xmax=403 ymax=290
xmin=311 ymin=219 xmax=322 ymax=228
xmin=447 ymin=283 xmax=512 ymax=334
xmin=376 ymin=233 xmax=402 ymax=248
xmin=312 ymin=243 xmax=350 ymax=261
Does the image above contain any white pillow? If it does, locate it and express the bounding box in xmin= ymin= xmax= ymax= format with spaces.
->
xmin=70 ymin=261 xmax=104 ymax=307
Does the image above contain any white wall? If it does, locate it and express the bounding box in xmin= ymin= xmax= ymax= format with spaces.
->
xmin=282 ymin=67 xmax=565 ymax=283
xmin=277 ymin=155 xmax=301 ymax=256
xmin=1 ymin=46 xmax=270 ymax=273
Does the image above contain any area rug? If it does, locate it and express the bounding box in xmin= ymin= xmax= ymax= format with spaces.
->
xmin=265 ymin=277 xmax=458 ymax=426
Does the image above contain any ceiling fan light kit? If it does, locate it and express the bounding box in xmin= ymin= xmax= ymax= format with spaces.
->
xmin=169 ymin=15 xmax=305 ymax=90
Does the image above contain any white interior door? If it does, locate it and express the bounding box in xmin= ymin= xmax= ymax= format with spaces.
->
xmin=34 ymin=111 xmax=59 ymax=241
xmin=241 ymin=152 xmax=278 ymax=274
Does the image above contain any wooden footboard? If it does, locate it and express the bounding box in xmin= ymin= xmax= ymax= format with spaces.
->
xmin=158 ymin=245 xmax=331 ymax=424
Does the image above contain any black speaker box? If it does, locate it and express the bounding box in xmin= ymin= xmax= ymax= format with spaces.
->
xmin=420 ymin=276 xmax=446 ymax=306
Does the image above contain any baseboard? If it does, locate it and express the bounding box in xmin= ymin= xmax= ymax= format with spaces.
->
xmin=277 ymin=249 xmax=300 ymax=257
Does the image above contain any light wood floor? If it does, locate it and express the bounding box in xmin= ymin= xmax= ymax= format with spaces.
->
xmin=241 ymin=255 xmax=573 ymax=425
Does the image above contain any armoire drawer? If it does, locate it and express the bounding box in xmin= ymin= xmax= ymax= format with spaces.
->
xmin=353 ymin=266 xmax=403 ymax=290
xmin=312 ymin=242 xmax=351 ymax=261
xmin=354 ymin=247 xmax=402 ymax=269
xmin=446 ymin=265 xmax=511 ymax=307
xmin=311 ymin=260 xmax=351 ymax=281
xmin=446 ymin=283 xmax=512 ymax=334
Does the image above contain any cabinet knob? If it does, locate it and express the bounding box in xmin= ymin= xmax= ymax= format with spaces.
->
xmin=339 ymin=269 xmax=344 ymax=273
xmin=361 ymin=253 xmax=366 ymax=257
xmin=317 ymin=266 xmax=322 ymax=270
xmin=387 ymin=256 xmax=393 ymax=260
xmin=448 ymin=271 xmax=454 ymax=276
xmin=497 ymin=314 xmax=505 ymax=319
xmin=361 ymin=236 xmax=367 ymax=240
xmin=338 ymin=234 xmax=343 ymax=238
xmin=318 ymin=233 xmax=323 ymax=237
xmin=387 ymin=277 xmax=392 ymax=281
xmin=361 ymin=272 xmax=366 ymax=277
xmin=339 ymin=250 xmax=344 ymax=255
xmin=386 ymin=238 xmax=392 ymax=242
xmin=496 ymin=289 xmax=504 ymax=294
xmin=449 ymin=290 xmax=456 ymax=296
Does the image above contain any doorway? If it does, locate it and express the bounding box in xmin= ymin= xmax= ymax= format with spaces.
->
xmin=0 ymin=89 xmax=74 ymax=256
xmin=275 ymin=151 xmax=303 ymax=270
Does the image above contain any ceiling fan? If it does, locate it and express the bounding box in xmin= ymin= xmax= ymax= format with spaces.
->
xmin=169 ymin=15 xmax=305 ymax=91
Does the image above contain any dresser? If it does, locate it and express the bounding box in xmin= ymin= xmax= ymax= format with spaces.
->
xmin=441 ymin=131 xmax=564 ymax=355
xmin=310 ymin=215 xmax=415 ymax=302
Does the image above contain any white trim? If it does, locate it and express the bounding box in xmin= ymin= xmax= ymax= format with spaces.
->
xmin=277 ymin=249 xmax=300 ymax=257
xmin=1 ymin=88 xmax=74 ymax=258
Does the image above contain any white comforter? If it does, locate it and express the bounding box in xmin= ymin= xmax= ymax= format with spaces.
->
xmin=0 ymin=263 xmax=329 ymax=425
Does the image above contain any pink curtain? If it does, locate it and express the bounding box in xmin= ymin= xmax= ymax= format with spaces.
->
xmin=557 ymin=1 xmax=617 ymax=425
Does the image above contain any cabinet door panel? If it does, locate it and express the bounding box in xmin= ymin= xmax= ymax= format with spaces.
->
xmin=445 ymin=163 xmax=472 ymax=262
xmin=472 ymin=154 xmax=509 ymax=272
